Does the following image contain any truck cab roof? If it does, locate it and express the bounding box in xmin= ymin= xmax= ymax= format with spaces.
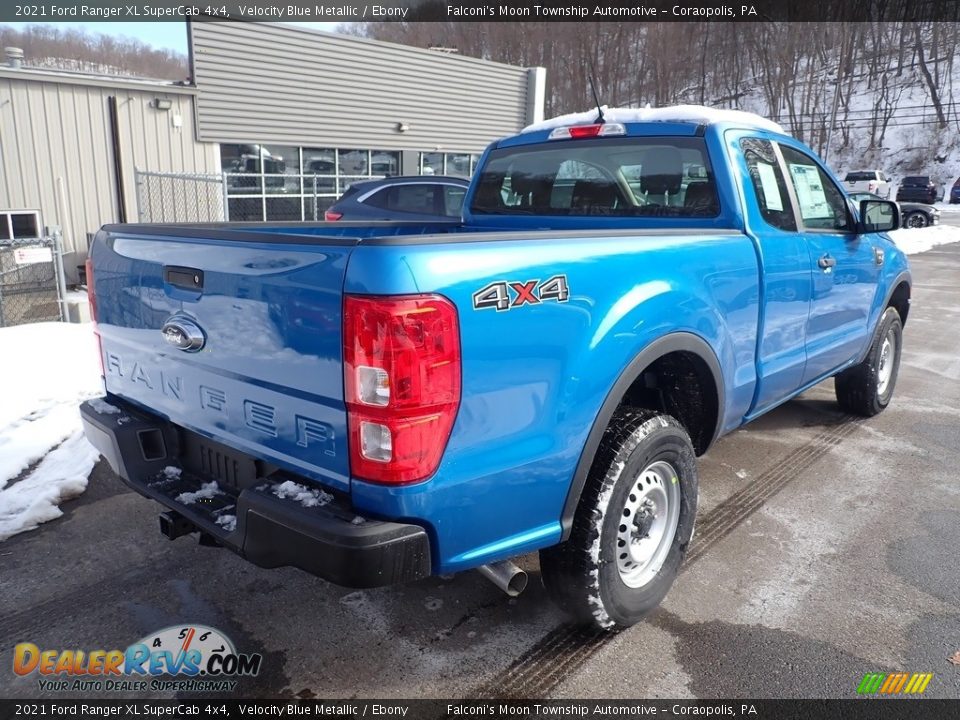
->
xmin=523 ymin=104 xmax=785 ymax=134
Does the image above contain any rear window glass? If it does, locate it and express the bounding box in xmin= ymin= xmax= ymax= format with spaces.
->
xmin=844 ymin=172 xmax=876 ymax=182
xmin=470 ymin=137 xmax=719 ymax=218
xmin=902 ymin=176 xmax=929 ymax=184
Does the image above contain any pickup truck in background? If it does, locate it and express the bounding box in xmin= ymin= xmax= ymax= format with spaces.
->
xmin=843 ymin=169 xmax=892 ymax=199
xmin=81 ymin=106 xmax=910 ymax=630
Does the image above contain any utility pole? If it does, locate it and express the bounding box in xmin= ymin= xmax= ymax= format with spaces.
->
xmin=823 ymin=31 xmax=847 ymax=163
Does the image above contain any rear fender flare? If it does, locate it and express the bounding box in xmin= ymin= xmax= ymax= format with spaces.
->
xmin=559 ymin=332 xmax=724 ymax=540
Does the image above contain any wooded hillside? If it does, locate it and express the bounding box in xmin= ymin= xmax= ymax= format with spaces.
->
xmin=0 ymin=24 xmax=187 ymax=80
xmin=360 ymin=21 xmax=960 ymax=166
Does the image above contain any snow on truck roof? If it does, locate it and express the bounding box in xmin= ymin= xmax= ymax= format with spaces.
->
xmin=522 ymin=104 xmax=785 ymax=134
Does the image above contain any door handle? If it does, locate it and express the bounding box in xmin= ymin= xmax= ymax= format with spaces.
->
xmin=818 ymin=255 xmax=836 ymax=269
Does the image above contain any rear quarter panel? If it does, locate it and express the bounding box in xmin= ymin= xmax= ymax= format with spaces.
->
xmin=345 ymin=231 xmax=760 ymax=571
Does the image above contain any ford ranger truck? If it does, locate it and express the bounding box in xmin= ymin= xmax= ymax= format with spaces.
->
xmin=80 ymin=107 xmax=911 ymax=629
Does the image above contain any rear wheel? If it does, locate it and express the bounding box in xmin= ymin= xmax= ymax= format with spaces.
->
xmin=540 ymin=408 xmax=698 ymax=630
xmin=835 ymin=307 xmax=903 ymax=416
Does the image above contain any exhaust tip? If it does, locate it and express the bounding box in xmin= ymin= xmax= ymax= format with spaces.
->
xmin=478 ymin=560 xmax=528 ymax=597
xmin=506 ymin=569 xmax=528 ymax=596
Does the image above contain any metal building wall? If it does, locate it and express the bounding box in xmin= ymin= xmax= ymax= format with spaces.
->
xmin=0 ymin=68 xmax=218 ymax=274
xmin=190 ymin=22 xmax=541 ymax=153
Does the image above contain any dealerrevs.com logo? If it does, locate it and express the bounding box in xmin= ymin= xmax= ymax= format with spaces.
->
xmin=13 ymin=624 xmax=262 ymax=693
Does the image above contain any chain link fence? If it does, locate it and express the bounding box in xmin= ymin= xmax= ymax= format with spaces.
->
xmin=0 ymin=235 xmax=67 ymax=328
xmin=135 ymin=170 xmax=227 ymax=224
xmin=135 ymin=169 xmax=359 ymax=223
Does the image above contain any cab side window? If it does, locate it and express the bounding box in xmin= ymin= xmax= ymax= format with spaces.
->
xmin=740 ymin=138 xmax=796 ymax=232
xmin=778 ymin=145 xmax=851 ymax=232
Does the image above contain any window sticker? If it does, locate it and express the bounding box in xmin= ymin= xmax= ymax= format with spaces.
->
xmin=756 ymin=163 xmax=783 ymax=211
xmin=788 ymin=163 xmax=831 ymax=219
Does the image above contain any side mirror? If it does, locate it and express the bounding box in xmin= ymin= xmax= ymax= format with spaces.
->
xmin=858 ymin=199 xmax=899 ymax=233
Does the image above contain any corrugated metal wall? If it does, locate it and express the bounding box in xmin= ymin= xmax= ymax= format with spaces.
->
xmin=190 ymin=22 xmax=537 ymax=153
xmin=0 ymin=70 xmax=218 ymax=273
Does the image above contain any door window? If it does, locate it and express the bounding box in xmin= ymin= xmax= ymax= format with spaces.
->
xmin=740 ymin=138 xmax=796 ymax=231
xmin=365 ymin=184 xmax=438 ymax=214
xmin=779 ymin=145 xmax=851 ymax=232
xmin=443 ymin=186 xmax=466 ymax=216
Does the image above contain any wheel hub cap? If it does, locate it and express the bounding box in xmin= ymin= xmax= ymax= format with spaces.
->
xmin=616 ymin=460 xmax=681 ymax=588
xmin=877 ymin=329 xmax=896 ymax=396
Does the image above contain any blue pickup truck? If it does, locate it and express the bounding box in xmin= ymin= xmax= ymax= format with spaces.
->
xmin=81 ymin=107 xmax=910 ymax=629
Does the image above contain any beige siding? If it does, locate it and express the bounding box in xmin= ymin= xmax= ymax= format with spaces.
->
xmin=191 ymin=22 xmax=535 ymax=153
xmin=0 ymin=70 xmax=218 ymax=275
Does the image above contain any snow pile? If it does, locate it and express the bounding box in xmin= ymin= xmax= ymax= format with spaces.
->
xmin=0 ymin=322 xmax=103 ymax=542
xmin=0 ymin=433 xmax=99 ymax=541
xmin=86 ymin=398 xmax=120 ymax=415
xmin=272 ymin=480 xmax=333 ymax=508
xmin=888 ymin=224 xmax=960 ymax=255
xmin=215 ymin=513 xmax=237 ymax=532
xmin=523 ymin=104 xmax=785 ymax=134
xmin=176 ymin=481 xmax=221 ymax=505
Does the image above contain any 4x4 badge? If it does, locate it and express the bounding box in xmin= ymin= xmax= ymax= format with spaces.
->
xmin=472 ymin=275 xmax=570 ymax=312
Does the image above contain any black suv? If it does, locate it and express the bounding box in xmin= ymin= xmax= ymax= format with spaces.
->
xmin=896 ymin=176 xmax=942 ymax=203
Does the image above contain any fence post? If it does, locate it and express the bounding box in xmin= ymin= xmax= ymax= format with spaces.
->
xmin=221 ymin=173 xmax=230 ymax=222
xmin=134 ymin=168 xmax=145 ymax=223
xmin=313 ymin=175 xmax=318 ymax=221
xmin=51 ymin=228 xmax=68 ymax=323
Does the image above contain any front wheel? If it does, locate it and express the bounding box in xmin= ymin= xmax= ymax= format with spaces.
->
xmin=835 ymin=306 xmax=903 ymax=416
xmin=540 ymin=408 xmax=698 ymax=630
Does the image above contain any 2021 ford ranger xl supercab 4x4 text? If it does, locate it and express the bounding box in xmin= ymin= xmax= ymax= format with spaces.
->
xmin=81 ymin=106 xmax=910 ymax=629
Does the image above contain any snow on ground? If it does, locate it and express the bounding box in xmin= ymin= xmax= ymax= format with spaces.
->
xmin=0 ymin=322 xmax=103 ymax=541
xmin=888 ymin=224 xmax=960 ymax=255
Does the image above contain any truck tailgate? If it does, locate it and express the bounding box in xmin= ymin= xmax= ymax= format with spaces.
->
xmin=91 ymin=229 xmax=354 ymax=492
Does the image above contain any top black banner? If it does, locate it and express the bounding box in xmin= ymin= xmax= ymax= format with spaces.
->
xmin=3 ymin=0 xmax=960 ymax=23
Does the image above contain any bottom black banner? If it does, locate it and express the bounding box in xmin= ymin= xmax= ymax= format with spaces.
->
xmin=1 ymin=699 xmax=958 ymax=720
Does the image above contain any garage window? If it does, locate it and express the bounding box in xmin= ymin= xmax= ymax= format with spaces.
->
xmin=0 ymin=211 xmax=41 ymax=240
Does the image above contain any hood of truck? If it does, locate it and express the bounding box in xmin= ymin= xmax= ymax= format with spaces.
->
xmin=91 ymin=230 xmax=354 ymax=492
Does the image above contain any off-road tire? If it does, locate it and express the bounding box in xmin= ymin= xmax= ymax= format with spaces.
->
xmin=540 ymin=408 xmax=698 ymax=630
xmin=835 ymin=306 xmax=903 ymax=416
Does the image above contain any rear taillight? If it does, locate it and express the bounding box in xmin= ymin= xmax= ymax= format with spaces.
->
xmin=85 ymin=257 xmax=105 ymax=381
xmin=324 ymin=210 xmax=343 ymax=221
xmin=343 ymin=294 xmax=460 ymax=484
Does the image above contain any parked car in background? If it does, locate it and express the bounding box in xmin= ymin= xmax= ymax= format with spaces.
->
xmin=323 ymin=176 xmax=469 ymax=221
xmin=896 ymin=176 xmax=941 ymax=204
xmin=950 ymin=177 xmax=960 ymax=204
xmin=848 ymin=191 xmax=940 ymax=229
xmin=844 ymin=170 xmax=891 ymax=198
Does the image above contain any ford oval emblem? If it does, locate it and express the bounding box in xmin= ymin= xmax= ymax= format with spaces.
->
xmin=161 ymin=315 xmax=206 ymax=352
